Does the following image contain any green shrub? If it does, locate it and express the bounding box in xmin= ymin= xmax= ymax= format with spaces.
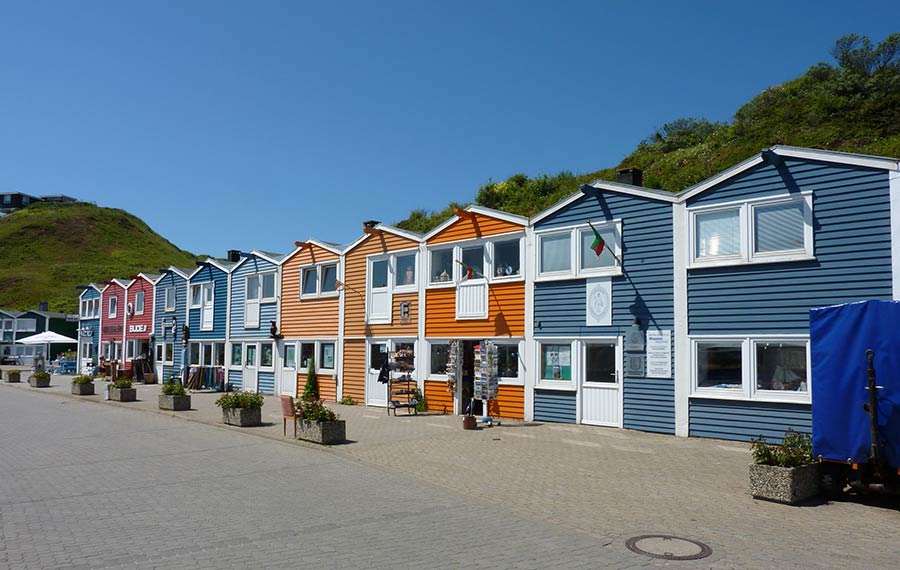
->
xmin=297 ymin=399 xmax=338 ymax=423
xmin=215 ymin=391 xmax=264 ymax=409
xmin=9 ymin=369 xmax=21 ymax=375
xmin=161 ymin=381 xmax=186 ymax=396
xmin=32 ymin=371 xmax=50 ymax=380
xmin=751 ymin=429 xmax=813 ymax=467
xmin=413 ymin=387 xmax=427 ymax=413
xmin=302 ymin=355 xmax=319 ymax=402
xmin=339 ymin=395 xmax=357 ymax=405
xmin=71 ymin=375 xmax=92 ymax=385
xmin=112 ymin=378 xmax=133 ymax=389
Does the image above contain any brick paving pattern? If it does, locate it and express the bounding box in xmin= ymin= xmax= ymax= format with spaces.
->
xmin=1 ymin=372 xmax=898 ymax=569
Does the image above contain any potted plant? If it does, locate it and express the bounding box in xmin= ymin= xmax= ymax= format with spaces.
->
xmin=109 ymin=378 xmax=137 ymax=402
xmin=296 ymin=399 xmax=345 ymax=445
xmin=215 ymin=391 xmax=264 ymax=427
xmin=71 ymin=375 xmax=94 ymax=395
xmin=302 ymin=356 xmax=319 ymax=401
xmin=28 ymin=370 xmax=51 ymax=388
xmin=6 ymin=369 xmax=21 ymax=383
xmin=749 ymin=429 xmax=821 ymax=504
xmin=159 ymin=381 xmax=191 ymax=411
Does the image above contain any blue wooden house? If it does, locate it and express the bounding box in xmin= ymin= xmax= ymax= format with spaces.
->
xmin=152 ymin=267 xmax=192 ymax=383
xmin=76 ymin=284 xmax=104 ymax=371
xmin=185 ymin=258 xmax=236 ymax=389
xmin=529 ymin=173 xmax=678 ymax=432
xmin=675 ymin=146 xmax=900 ymax=442
xmin=225 ymin=251 xmax=286 ymax=395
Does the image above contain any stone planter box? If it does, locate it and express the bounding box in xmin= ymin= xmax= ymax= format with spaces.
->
xmin=222 ymin=407 xmax=261 ymax=427
xmin=110 ymin=387 xmax=137 ymax=402
xmin=749 ymin=463 xmax=821 ymax=504
xmin=28 ymin=375 xmax=51 ymax=388
xmin=297 ymin=420 xmax=346 ymax=445
xmin=159 ymin=394 xmax=191 ymax=411
xmin=71 ymin=382 xmax=95 ymax=396
xmin=6 ymin=371 xmax=21 ymax=383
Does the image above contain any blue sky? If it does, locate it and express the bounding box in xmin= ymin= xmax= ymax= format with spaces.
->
xmin=2 ymin=1 xmax=898 ymax=256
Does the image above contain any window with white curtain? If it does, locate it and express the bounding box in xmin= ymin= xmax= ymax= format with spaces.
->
xmin=754 ymin=201 xmax=805 ymax=254
xmin=540 ymin=233 xmax=571 ymax=274
xmin=695 ymin=209 xmax=741 ymax=259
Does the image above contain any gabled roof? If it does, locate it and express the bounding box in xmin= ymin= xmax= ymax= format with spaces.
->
xmin=162 ymin=266 xmax=193 ymax=280
xmin=135 ymin=273 xmax=160 ymax=285
xmin=678 ymin=145 xmax=900 ymax=201
xmin=343 ymin=224 xmax=423 ymax=255
xmin=110 ymin=278 xmax=133 ymax=289
xmin=230 ymin=250 xmax=287 ymax=271
xmin=77 ymin=283 xmax=105 ymax=299
xmin=531 ymin=180 xmax=678 ymax=225
xmin=189 ymin=258 xmax=236 ymax=278
xmin=280 ymin=238 xmax=348 ymax=265
xmin=30 ymin=310 xmax=76 ymax=320
xmin=422 ymin=204 xmax=527 ymax=242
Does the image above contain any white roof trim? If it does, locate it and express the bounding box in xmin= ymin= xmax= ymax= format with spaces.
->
xmin=679 ymin=146 xmax=900 ymax=201
xmin=306 ymin=239 xmax=346 ymax=255
xmin=249 ymin=250 xmax=286 ymax=266
xmin=111 ymin=278 xmax=134 ymax=289
xmin=341 ymin=234 xmax=370 ymax=255
xmin=422 ymin=204 xmax=527 ymax=242
xmin=135 ymin=273 xmax=160 ymax=285
xmin=189 ymin=258 xmax=232 ymax=279
xmin=530 ymin=181 xmax=677 ymax=225
xmin=165 ymin=267 xmax=191 ymax=279
xmin=78 ymin=283 xmax=104 ymax=299
xmin=373 ymin=224 xmax=423 ymax=243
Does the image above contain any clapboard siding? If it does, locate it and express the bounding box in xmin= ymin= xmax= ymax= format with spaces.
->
xmin=534 ymin=192 xmax=675 ymax=432
xmin=687 ymin=160 xmax=892 ymax=334
xmin=257 ymin=371 xmax=275 ymax=395
xmin=534 ymin=389 xmax=577 ymax=423
xmin=281 ymin=244 xmax=340 ymax=338
xmin=229 ymin=254 xmax=279 ymax=339
xmin=689 ymin=398 xmax=811 ymax=443
xmin=153 ymin=270 xmax=188 ymax=379
xmin=79 ymin=287 xmax=102 ymax=361
xmin=487 ymin=384 xmax=525 ymax=419
xmin=425 ymin=282 xmax=525 ymax=338
xmin=425 ymin=380 xmax=454 ymax=413
xmin=296 ymin=372 xmax=337 ymax=401
xmin=427 ymin=213 xmax=522 ymax=245
xmin=99 ymin=283 xmax=127 ymax=346
xmin=228 ymin=369 xmax=243 ymax=390
xmin=188 ymin=265 xmax=228 ymax=340
xmin=341 ymin=339 xmax=366 ymax=404
xmin=344 ymin=233 xmax=419 ymax=338
xmin=623 ymin=377 xmax=675 ymax=434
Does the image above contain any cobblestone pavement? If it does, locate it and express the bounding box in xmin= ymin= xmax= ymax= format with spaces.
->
xmin=2 ymin=374 xmax=899 ymax=569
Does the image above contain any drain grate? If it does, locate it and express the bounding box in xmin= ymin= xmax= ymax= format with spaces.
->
xmin=625 ymin=535 xmax=712 ymax=561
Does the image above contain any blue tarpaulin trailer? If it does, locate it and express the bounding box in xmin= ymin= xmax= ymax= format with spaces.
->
xmin=810 ymin=300 xmax=900 ymax=495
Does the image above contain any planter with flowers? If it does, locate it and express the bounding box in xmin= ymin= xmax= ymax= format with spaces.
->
xmin=749 ymin=429 xmax=820 ymax=504
xmin=216 ymin=391 xmax=264 ymax=427
xmin=28 ymin=371 xmax=51 ymax=388
xmin=296 ymin=399 xmax=345 ymax=445
xmin=109 ymin=378 xmax=137 ymax=402
xmin=159 ymin=381 xmax=191 ymax=411
xmin=71 ymin=375 xmax=95 ymax=395
xmin=6 ymin=369 xmax=21 ymax=383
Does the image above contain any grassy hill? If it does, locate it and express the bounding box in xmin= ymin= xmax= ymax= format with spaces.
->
xmin=396 ymin=33 xmax=900 ymax=233
xmin=0 ymin=202 xmax=199 ymax=313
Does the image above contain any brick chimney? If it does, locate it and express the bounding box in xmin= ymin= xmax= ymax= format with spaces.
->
xmin=616 ymin=168 xmax=643 ymax=187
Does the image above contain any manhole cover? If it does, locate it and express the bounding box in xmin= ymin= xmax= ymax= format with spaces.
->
xmin=625 ymin=535 xmax=712 ymax=561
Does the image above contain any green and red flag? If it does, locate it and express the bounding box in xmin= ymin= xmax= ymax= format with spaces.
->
xmin=588 ymin=221 xmax=606 ymax=256
xmin=455 ymin=259 xmax=478 ymax=281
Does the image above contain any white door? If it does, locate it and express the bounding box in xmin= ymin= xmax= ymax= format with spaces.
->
xmin=366 ymin=341 xmax=388 ymax=407
xmin=245 ymin=275 xmax=260 ymax=328
xmin=201 ymin=283 xmax=214 ymax=331
xmin=243 ymin=342 xmax=258 ymax=392
xmin=579 ymin=340 xmax=622 ymax=427
xmin=280 ymin=341 xmax=296 ymax=396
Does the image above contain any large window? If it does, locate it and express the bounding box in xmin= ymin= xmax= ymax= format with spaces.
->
xmin=430 ymin=343 xmax=449 ymax=375
xmin=461 ymin=245 xmax=484 ymax=279
xmin=496 ymin=344 xmax=519 ymax=379
xmin=430 ymin=249 xmax=453 ymax=283
xmin=428 ymin=237 xmax=523 ymax=285
xmin=396 ymin=254 xmax=416 ymax=287
xmin=537 ymin=222 xmax=621 ymax=279
xmin=301 ymin=264 xmax=338 ymax=298
xmin=692 ymin=337 xmax=810 ymax=402
xmin=493 ymin=239 xmax=520 ymax=278
xmin=540 ymin=343 xmax=572 ymax=381
xmin=689 ymin=193 xmax=813 ymax=267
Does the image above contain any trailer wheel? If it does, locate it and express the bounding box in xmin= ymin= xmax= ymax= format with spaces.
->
xmin=821 ymin=467 xmax=845 ymax=500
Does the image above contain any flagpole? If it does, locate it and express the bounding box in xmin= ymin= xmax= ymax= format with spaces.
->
xmin=588 ymin=220 xmax=621 ymax=265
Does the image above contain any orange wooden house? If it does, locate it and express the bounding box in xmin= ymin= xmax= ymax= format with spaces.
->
xmin=279 ymin=239 xmax=345 ymax=401
xmin=421 ymin=205 xmax=528 ymax=419
xmin=340 ymin=221 xmax=423 ymax=407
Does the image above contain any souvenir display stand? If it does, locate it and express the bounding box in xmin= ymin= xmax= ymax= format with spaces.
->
xmin=388 ymin=347 xmax=418 ymax=416
xmin=473 ymin=341 xmax=499 ymax=426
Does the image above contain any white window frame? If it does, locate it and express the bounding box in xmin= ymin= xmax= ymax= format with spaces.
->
xmin=299 ymin=263 xmax=340 ymax=299
xmin=318 ymin=341 xmax=336 ymax=371
xmin=134 ymin=291 xmax=145 ymax=315
xmin=365 ymin=254 xmax=394 ymax=325
xmin=260 ymin=271 xmax=277 ymax=302
xmin=164 ymin=287 xmax=175 ymax=312
xmin=534 ymin=339 xmax=577 ymax=390
xmin=108 ymin=297 xmax=117 ymax=318
xmin=426 ymin=233 xmax=525 ymax=288
xmin=689 ymin=335 xmax=811 ymax=404
xmin=294 ymin=339 xmax=338 ymax=374
xmin=164 ymin=342 xmax=174 ymax=365
xmin=687 ymin=192 xmax=814 ymax=269
xmin=190 ymin=284 xmax=202 ymax=308
xmin=392 ymin=251 xmax=418 ymax=294
xmin=244 ymin=274 xmax=261 ymax=329
xmin=198 ymin=282 xmax=215 ymax=332
xmin=259 ymin=341 xmax=275 ymax=370
xmin=494 ymin=340 xmax=524 ymax=385
xmin=535 ymin=221 xmax=622 ymax=282
xmin=581 ymin=337 xmax=620 ymax=386
xmin=426 ymin=340 xmax=451 ymax=379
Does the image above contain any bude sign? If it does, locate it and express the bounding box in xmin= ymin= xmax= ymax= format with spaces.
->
xmin=78 ymin=327 xmax=93 ymax=337
xmin=128 ymin=324 xmax=148 ymax=334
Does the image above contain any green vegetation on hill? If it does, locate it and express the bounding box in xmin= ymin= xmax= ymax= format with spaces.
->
xmin=0 ymin=202 xmax=199 ymax=313
xmin=396 ymin=33 xmax=900 ymax=234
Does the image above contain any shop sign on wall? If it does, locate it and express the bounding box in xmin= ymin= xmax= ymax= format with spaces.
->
xmin=645 ymin=330 xmax=672 ymax=378
xmin=128 ymin=324 xmax=148 ymax=334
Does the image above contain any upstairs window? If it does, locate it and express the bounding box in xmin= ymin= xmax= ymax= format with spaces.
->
xmin=190 ymin=284 xmax=202 ymax=308
xmin=536 ymin=222 xmax=621 ymax=279
xmin=689 ymin=193 xmax=813 ymax=267
xmin=108 ymin=297 xmax=118 ymax=318
xmin=164 ymin=288 xmax=175 ymax=312
xmin=493 ymin=239 xmax=521 ymax=278
xmin=261 ymin=272 xmax=277 ymax=301
xmin=430 ymin=249 xmax=453 ymax=284
xmin=134 ymin=291 xmax=145 ymax=315
xmin=301 ymin=264 xmax=338 ymax=298
xmin=301 ymin=267 xmax=318 ymax=296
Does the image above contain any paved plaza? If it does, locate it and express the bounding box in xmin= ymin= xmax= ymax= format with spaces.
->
xmin=1 ymin=372 xmax=898 ymax=569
